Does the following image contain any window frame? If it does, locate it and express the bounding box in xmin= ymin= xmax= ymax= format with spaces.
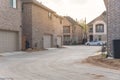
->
xmin=10 ymin=0 xmax=17 ymax=9
xmin=95 ymin=24 xmax=104 ymax=33
xmin=48 ymin=12 xmax=52 ymax=20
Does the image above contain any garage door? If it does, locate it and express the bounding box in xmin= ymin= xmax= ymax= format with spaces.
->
xmin=0 ymin=30 xmax=18 ymax=53
xmin=57 ymin=36 xmax=62 ymax=47
xmin=43 ymin=35 xmax=52 ymax=49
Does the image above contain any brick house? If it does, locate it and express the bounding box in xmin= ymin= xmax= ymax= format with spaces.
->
xmin=104 ymin=0 xmax=120 ymax=56
xmin=87 ymin=11 xmax=107 ymax=42
xmin=0 ymin=0 xmax=22 ymax=52
xmin=63 ymin=16 xmax=83 ymax=45
xmin=22 ymin=0 xmax=63 ymax=49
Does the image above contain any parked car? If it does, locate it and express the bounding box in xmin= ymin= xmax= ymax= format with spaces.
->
xmin=85 ymin=41 xmax=106 ymax=46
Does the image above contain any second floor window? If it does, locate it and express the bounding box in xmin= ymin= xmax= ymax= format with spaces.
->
xmin=48 ymin=12 xmax=52 ymax=20
xmin=10 ymin=0 xmax=17 ymax=8
xmin=96 ymin=24 xmax=104 ymax=32
xmin=63 ymin=26 xmax=70 ymax=33
xmin=89 ymin=27 xmax=93 ymax=33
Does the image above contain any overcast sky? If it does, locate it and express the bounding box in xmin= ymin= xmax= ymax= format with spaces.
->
xmin=37 ymin=0 xmax=106 ymax=23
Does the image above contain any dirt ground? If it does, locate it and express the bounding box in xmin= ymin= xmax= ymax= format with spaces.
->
xmin=82 ymin=55 xmax=120 ymax=70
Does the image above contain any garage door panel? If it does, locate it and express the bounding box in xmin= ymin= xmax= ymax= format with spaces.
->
xmin=43 ymin=35 xmax=52 ymax=49
xmin=0 ymin=30 xmax=18 ymax=53
xmin=57 ymin=37 xmax=62 ymax=47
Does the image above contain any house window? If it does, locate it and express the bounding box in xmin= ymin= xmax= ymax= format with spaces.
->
xmin=96 ymin=24 xmax=104 ymax=32
xmin=89 ymin=27 xmax=93 ymax=33
xmin=63 ymin=26 xmax=70 ymax=33
xmin=48 ymin=12 xmax=52 ymax=19
xmin=64 ymin=35 xmax=70 ymax=44
xmin=98 ymin=35 xmax=102 ymax=41
xmin=10 ymin=0 xmax=17 ymax=8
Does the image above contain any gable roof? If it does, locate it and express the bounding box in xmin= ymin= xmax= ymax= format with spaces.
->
xmin=22 ymin=0 xmax=55 ymax=13
xmin=64 ymin=16 xmax=82 ymax=28
xmin=87 ymin=11 xmax=107 ymax=26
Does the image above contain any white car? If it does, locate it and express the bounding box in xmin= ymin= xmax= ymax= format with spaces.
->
xmin=85 ymin=41 xmax=106 ymax=46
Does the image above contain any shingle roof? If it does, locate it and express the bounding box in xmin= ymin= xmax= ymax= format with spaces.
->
xmin=87 ymin=11 xmax=107 ymax=26
xmin=64 ymin=16 xmax=78 ymax=25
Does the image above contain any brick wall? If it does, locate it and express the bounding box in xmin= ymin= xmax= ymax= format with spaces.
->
xmin=0 ymin=0 xmax=22 ymax=50
xmin=22 ymin=0 xmax=63 ymax=49
xmin=107 ymin=0 xmax=120 ymax=53
xmin=0 ymin=0 xmax=21 ymax=31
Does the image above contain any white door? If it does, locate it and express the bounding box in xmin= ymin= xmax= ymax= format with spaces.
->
xmin=0 ymin=30 xmax=18 ymax=53
xmin=43 ymin=35 xmax=52 ymax=48
xmin=57 ymin=37 xmax=62 ymax=47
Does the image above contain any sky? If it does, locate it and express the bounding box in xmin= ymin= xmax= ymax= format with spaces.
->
xmin=37 ymin=0 xmax=106 ymax=23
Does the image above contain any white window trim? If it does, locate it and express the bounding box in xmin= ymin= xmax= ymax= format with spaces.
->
xmin=10 ymin=0 xmax=17 ymax=8
xmin=93 ymin=21 xmax=107 ymax=35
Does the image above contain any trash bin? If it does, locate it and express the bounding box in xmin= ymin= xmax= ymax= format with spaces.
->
xmin=113 ymin=39 xmax=120 ymax=59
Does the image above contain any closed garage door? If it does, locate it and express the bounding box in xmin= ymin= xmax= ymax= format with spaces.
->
xmin=0 ymin=30 xmax=18 ymax=53
xmin=57 ymin=36 xmax=62 ymax=47
xmin=43 ymin=35 xmax=52 ymax=49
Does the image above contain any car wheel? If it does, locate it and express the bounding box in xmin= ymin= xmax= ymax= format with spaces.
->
xmin=87 ymin=44 xmax=90 ymax=46
xmin=97 ymin=43 xmax=101 ymax=46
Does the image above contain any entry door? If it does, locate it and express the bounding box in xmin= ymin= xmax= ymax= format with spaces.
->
xmin=89 ymin=35 xmax=93 ymax=41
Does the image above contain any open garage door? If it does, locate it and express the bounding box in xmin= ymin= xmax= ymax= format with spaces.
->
xmin=43 ymin=35 xmax=52 ymax=49
xmin=0 ymin=30 xmax=18 ymax=53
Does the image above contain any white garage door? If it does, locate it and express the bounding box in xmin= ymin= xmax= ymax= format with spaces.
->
xmin=57 ymin=37 xmax=62 ymax=47
xmin=0 ymin=30 xmax=18 ymax=53
xmin=43 ymin=35 xmax=52 ymax=49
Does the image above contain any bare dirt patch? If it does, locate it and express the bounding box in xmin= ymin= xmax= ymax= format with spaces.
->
xmin=85 ymin=73 xmax=105 ymax=79
xmin=82 ymin=55 xmax=120 ymax=70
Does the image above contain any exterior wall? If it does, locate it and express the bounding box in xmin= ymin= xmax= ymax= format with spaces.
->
xmin=88 ymin=12 xmax=107 ymax=42
xmin=0 ymin=0 xmax=22 ymax=50
xmin=107 ymin=0 xmax=120 ymax=54
xmin=93 ymin=35 xmax=107 ymax=41
xmin=32 ymin=4 xmax=54 ymax=49
xmin=63 ymin=18 xmax=72 ymax=45
xmin=52 ymin=15 xmax=63 ymax=46
xmin=22 ymin=3 xmax=32 ymax=48
xmin=22 ymin=0 xmax=63 ymax=49
xmin=72 ymin=25 xmax=83 ymax=44
xmin=63 ymin=17 xmax=83 ymax=45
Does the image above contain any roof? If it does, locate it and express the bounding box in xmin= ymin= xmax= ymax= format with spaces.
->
xmin=87 ymin=11 xmax=107 ymax=26
xmin=22 ymin=0 xmax=55 ymax=13
xmin=54 ymin=13 xmax=63 ymax=19
xmin=64 ymin=16 xmax=78 ymax=25
xmin=64 ymin=16 xmax=82 ymax=27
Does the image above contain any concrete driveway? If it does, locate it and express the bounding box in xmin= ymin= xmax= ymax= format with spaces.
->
xmin=0 ymin=46 xmax=120 ymax=80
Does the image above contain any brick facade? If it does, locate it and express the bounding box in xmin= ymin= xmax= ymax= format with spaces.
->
xmin=105 ymin=0 xmax=120 ymax=54
xmin=63 ymin=16 xmax=83 ymax=45
xmin=0 ymin=0 xmax=22 ymax=50
xmin=22 ymin=0 xmax=63 ymax=49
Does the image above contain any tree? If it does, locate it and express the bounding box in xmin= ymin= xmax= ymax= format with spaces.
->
xmin=79 ymin=18 xmax=88 ymax=44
